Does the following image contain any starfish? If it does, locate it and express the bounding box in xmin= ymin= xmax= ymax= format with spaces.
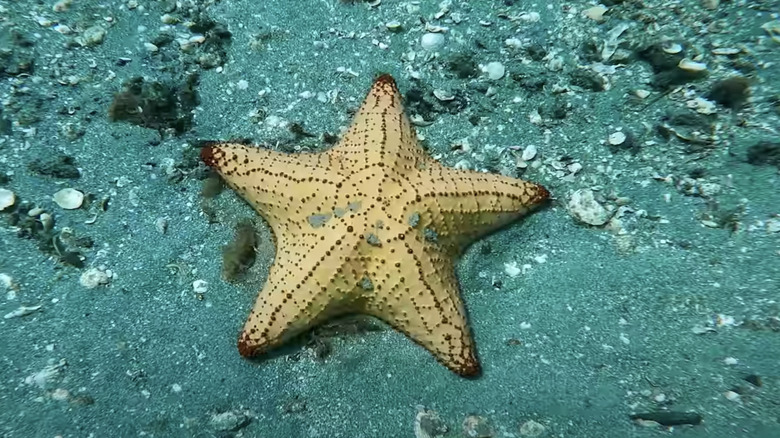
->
xmin=200 ymin=74 xmax=549 ymax=376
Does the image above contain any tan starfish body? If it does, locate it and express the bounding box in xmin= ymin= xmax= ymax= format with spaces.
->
xmin=200 ymin=74 xmax=548 ymax=376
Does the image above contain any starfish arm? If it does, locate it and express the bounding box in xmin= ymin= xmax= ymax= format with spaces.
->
xmin=363 ymin=236 xmax=481 ymax=376
xmin=331 ymin=75 xmax=430 ymax=172
xmin=200 ymin=142 xmax=344 ymax=229
xmin=402 ymin=163 xmax=549 ymax=249
xmin=237 ymin=234 xmax=365 ymax=357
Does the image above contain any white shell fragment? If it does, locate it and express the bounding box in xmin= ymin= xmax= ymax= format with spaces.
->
xmin=583 ymin=5 xmax=608 ymax=22
xmin=568 ymin=189 xmax=614 ymax=226
xmin=662 ymin=42 xmax=683 ymax=54
xmin=385 ymin=20 xmax=402 ymax=32
xmin=521 ymin=144 xmax=538 ymax=161
xmin=712 ymin=47 xmax=740 ymax=55
xmin=53 ymin=188 xmax=84 ymax=210
xmin=80 ymin=268 xmax=110 ymax=289
xmin=0 ymin=188 xmax=15 ymax=211
xmin=485 ymin=62 xmax=506 ymax=80
xmin=4 ymin=305 xmax=42 ymax=319
xmin=420 ymin=33 xmax=445 ymax=51
xmin=678 ymin=58 xmax=708 ymax=72
xmin=192 ymin=279 xmax=208 ymax=294
xmin=608 ymin=131 xmax=627 ymax=146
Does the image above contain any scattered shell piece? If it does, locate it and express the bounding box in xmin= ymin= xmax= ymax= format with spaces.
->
xmin=80 ymin=268 xmax=110 ymax=289
xmin=767 ymin=217 xmax=780 ymax=233
xmin=28 ymin=207 xmax=44 ymax=216
xmin=634 ymin=89 xmax=650 ymax=99
xmin=568 ymin=189 xmax=613 ymax=226
xmin=24 ymin=360 xmax=66 ymax=389
xmin=583 ymin=5 xmax=608 ymax=22
xmin=761 ymin=20 xmax=780 ymax=43
xmin=678 ymin=58 xmax=707 ymax=72
xmin=518 ymin=419 xmax=546 ymax=437
xmin=723 ymin=390 xmax=741 ymax=402
xmin=209 ymin=410 xmax=249 ymax=432
xmin=420 ymin=33 xmax=445 ymax=51
xmin=75 ymin=25 xmax=106 ymax=47
xmin=385 ymin=20 xmax=402 ymax=32
xmin=724 ymin=357 xmax=738 ymax=365
xmin=51 ymin=388 xmax=70 ymax=401
xmin=528 ymin=109 xmax=542 ymax=125
xmin=702 ymin=0 xmax=719 ymax=10
xmin=53 ymin=0 xmax=72 ymax=12
xmin=462 ymin=415 xmax=494 ymax=438
xmin=485 ymin=62 xmax=505 ymax=80
xmin=0 ymin=188 xmax=15 ymax=211
xmin=522 ymin=144 xmax=537 ymax=161
xmin=40 ymin=213 xmax=54 ymax=230
xmin=687 ymin=97 xmax=717 ymax=115
xmin=712 ymin=47 xmax=740 ymax=56
xmin=0 ymin=273 xmax=17 ymax=292
xmin=608 ymin=131 xmax=626 ymax=146
xmin=155 ymin=217 xmax=168 ymax=234
xmin=662 ymin=42 xmax=683 ymax=54
xmin=414 ymin=408 xmax=448 ymax=438
xmin=53 ymin=188 xmax=84 ymax=210
xmin=504 ymin=262 xmax=521 ymax=278
xmin=433 ymin=89 xmax=455 ymax=101
xmin=4 ymin=305 xmax=42 ymax=319
xmin=192 ymin=279 xmax=208 ymax=294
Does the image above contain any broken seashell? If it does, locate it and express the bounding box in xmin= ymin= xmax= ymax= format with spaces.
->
xmin=678 ymin=58 xmax=708 ymax=72
xmin=0 ymin=188 xmax=15 ymax=211
xmin=662 ymin=42 xmax=683 ymax=54
xmin=712 ymin=47 xmax=740 ymax=55
xmin=53 ymin=188 xmax=84 ymax=210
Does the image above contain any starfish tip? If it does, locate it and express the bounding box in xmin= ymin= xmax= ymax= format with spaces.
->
xmin=237 ymin=332 xmax=258 ymax=357
xmin=200 ymin=143 xmax=219 ymax=168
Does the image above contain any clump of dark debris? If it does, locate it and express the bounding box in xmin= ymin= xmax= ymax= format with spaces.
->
xmin=221 ymin=219 xmax=257 ymax=282
xmin=28 ymin=154 xmax=81 ymax=179
xmin=5 ymin=202 xmax=93 ymax=268
xmin=708 ymin=76 xmax=751 ymax=109
xmin=746 ymin=141 xmax=780 ymax=168
xmin=108 ymin=74 xmax=199 ymax=134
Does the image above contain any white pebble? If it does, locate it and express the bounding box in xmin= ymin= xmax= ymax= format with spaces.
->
xmin=420 ymin=32 xmax=445 ymax=51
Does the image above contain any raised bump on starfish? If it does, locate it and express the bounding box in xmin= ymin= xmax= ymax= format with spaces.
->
xmin=201 ymin=74 xmax=549 ymax=376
